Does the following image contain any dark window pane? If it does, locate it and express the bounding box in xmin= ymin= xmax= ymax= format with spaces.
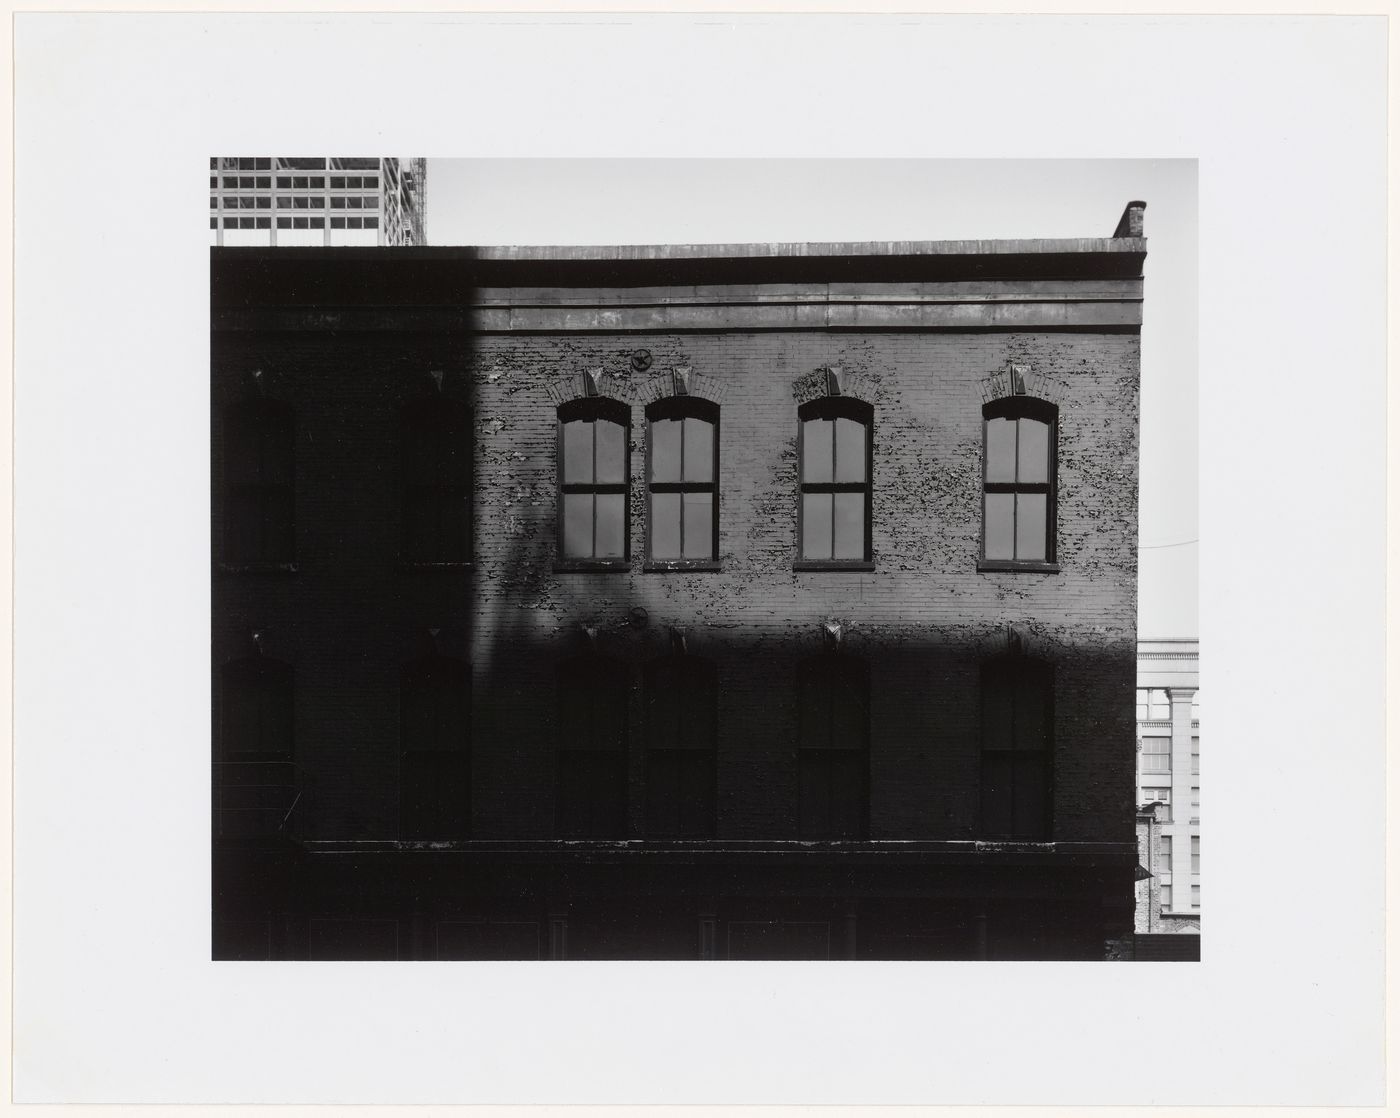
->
xmin=834 ymin=417 xmax=866 ymax=483
xmin=800 ymin=750 xmax=865 ymax=839
xmin=331 ymin=197 xmax=346 ymax=209
xmin=802 ymin=418 xmax=833 ymax=483
xmin=1018 ymin=419 xmax=1049 ymax=484
xmin=798 ymin=662 xmax=827 ymax=751
xmin=646 ymin=749 xmax=716 ymax=838
xmin=1015 ymin=493 xmax=1047 ymax=561
xmin=802 ymin=493 xmax=833 ymax=559
xmin=683 ymin=418 xmax=713 ymax=482
xmin=255 ymin=217 xmax=270 ymax=229
xmin=330 ymin=176 xmax=345 ymax=189
xmin=651 ymin=418 xmax=681 ymax=483
xmin=556 ymin=752 xmax=627 ymax=838
xmin=562 ymin=420 xmax=592 ymax=483
xmin=651 ymin=492 xmax=681 ymax=559
xmin=562 ymin=493 xmax=593 ymax=558
xmin=1013 ymin=670 xmax=1051 ymax=750
xmin=595 ymin=493 xmax=626 ymax=558
xmin=594 ymin=420 xmax=627 ymax=485
xmin=277 ymin=217 xmax=291 ymax=229
xmin=1011 ymin=754 xmax=1048 ymax=838
xmin=980 ymin=752 xmax=1014 ymax=835
xmin=981 ymin=676 xmax=1015 ymax=751
xmin=682 ymin=492 xmax=713 ymax=559
xmin=986 ymin=417 xmax=1016 ymax=483
xmin=832 ymin=492 xmax=864 ymax=559
xmin=346 ymin=195 xmax=362 ymax=208
xmin=830 ymin=670 xmax=867 ymax=749
xmin=364 ymin=217 xmax=378 ymax=229
xmin=984 ymin=493 xmax=1014 ymax=559
xmin=400 ymin=752 xmax=470 ymax=840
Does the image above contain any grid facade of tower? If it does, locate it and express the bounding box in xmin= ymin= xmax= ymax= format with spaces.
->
xmin=208 ymin=157 xmax=425 ymax=248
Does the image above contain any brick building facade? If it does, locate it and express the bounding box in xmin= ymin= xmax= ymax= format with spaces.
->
xmin=211 ymin=204 xmax=1146 ymax=960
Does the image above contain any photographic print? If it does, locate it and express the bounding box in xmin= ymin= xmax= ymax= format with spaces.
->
xmin=209 ymin=158 xmax=1197 ymax=962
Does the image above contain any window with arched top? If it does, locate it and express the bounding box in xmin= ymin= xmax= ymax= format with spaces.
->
xmin=798 ymin=397 xmax=873 ymax=567
xmin=399 ymin=656 xmax=471 ymax=839
xmin=980 ymin=655 xmax=1053 ymax=840
xmin=645 ymin=397 xmax=719 ymax=567
xmin=797 ymin=654 xmax=869 ymax=839
xmin=222 ymin=400 xmax=294 ymax=565
xmin=981 ymin=397 xmax=1058 ymax=569
xmin=401 ymin=399 xmax=472 ymax=564
xmin=555 ymin=656 xmax=630 ymax=838
xmin=558 ymin=398 xmax=630 ymax=567
xmin=644 ymin=654 xmax=717 ymax=837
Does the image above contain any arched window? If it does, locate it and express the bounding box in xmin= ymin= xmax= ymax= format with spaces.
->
xmin=557 ymin=398 xmax=630 ymax=566
xmin=981 ymin=397 xmax=1057 ymax=568
xmin=400 ymin=656 xmax=471 ymax=839
xmin=644 ymin=654 xmax=717 ymax=837
xmin=401 ymin=399 xmax=472 ymax=563
xmin=645 ymin=397 xmax=719 ymax=566
xmin=980 ymin=655 xmax=1053 ymax=840
xmin=797 ymin=654 xmax=869 ymax=839
xmin=798 ymin=397 xmax=873 ymax=566
xmin=555 ymin=656 xmax=630 ymax=838
xmin=222 ymin=400 xmax=294 ymax=565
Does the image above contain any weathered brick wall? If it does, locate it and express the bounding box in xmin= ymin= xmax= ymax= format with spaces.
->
xmin=213 ymin=322 xmax=1138 ymax=845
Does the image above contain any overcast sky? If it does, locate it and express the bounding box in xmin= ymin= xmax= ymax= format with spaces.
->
xmin=426 ymin=158 xmax=1197 ymax=637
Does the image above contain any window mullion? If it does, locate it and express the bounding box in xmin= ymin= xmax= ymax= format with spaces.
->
xmin=829 ymin=422 xmax=839 ymax=556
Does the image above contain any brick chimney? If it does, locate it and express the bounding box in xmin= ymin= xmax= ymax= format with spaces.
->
xmin=1113 ymin=200 xmax=1147 ymax=238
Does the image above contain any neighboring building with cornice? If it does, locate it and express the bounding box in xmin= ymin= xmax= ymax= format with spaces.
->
xmin=210 ymin=202 xmax=1147 ymax=960
xmin=1135 ymin=638 xmax=1200 ymax=938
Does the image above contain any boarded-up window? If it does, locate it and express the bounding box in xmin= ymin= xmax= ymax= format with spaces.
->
xmin=797 ymin=655 xmax=869 ymax=839
xmin=980 ymin=656 xmax=1053 ymax=840
xmin=644 ymin=655 xmax=717 ymax=837
xmin=222 ymin=400 xmax=294 ymax=564
xmin=402 ymin=399 xmax=472 ymax=563
xmin=556 ymin=657 xmax=630 ymax=838
xmin=400 ymin=656 xmax=471 ymax=839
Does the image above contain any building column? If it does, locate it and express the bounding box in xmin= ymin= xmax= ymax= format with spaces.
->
xmin=548 ymin=911 xmax=569 ymax=960
xmin=698 ymin=911 xmax=717 ymax=960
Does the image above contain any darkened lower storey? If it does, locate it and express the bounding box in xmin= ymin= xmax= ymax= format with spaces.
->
xmin=214 ymin=839 xmax=1136 ymax=960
